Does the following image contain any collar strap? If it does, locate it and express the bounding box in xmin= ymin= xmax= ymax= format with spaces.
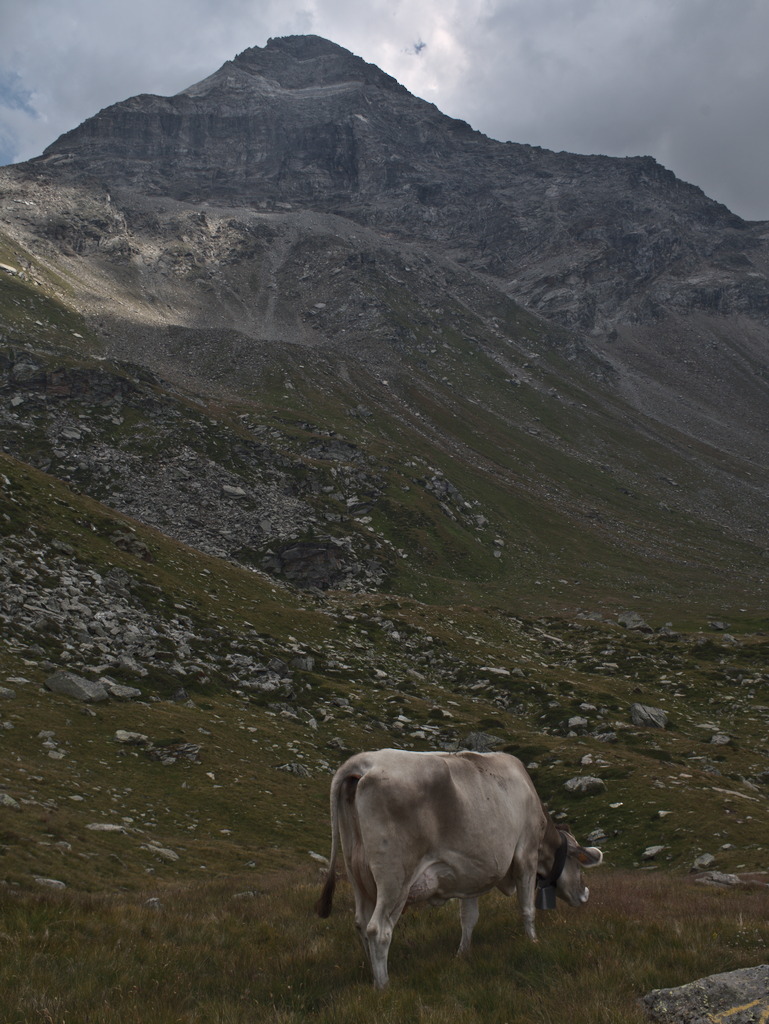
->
xmin=537 ymin=831 xmax=569 ymax=889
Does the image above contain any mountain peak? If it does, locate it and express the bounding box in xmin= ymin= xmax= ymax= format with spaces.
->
xmin=221 ymin=34 xmax=404 ymax=93
xmin=31 ymin=34 xmax=761 ymax=338
xmin=261 ymin=34 xmax=353 ymax=59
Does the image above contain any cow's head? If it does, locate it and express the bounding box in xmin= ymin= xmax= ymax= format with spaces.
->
xmin=555 ymin=830 xmax=603 ymax=907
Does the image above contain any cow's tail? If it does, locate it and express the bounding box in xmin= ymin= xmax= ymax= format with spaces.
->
xmin=315 ymin=767 xmax=362 ymax=918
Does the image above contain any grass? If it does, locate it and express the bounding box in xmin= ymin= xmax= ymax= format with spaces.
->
xmin=2 ymin=869 xmax=769 ymax=1022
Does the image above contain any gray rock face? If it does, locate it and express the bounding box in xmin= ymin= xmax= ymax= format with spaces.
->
xmin=34 ymin=36 xmax=767 ymax=339
xmin=630 ymin=703 xmax=669 ymax=729
xmin=45 ymin=670 xmax=109 ymax=703
xmin=0 ymin=351 xmax=392 ymax=593
xmin=2 ymin=34 xmax=769 ymax=618
xmin=644 ymin=966 xmax=769 ymax=1023
xmin=261 ymin=537 xmax=384 ymax=590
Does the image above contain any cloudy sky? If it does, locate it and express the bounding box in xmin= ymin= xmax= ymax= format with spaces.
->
xmin=1 ymin=0 xmax=768 ymax=220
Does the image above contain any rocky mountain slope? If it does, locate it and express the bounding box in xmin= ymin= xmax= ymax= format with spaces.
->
xmin=1 ymin=35 xmax=769 ymax=889
xmin=3 ymin=451 xmax=769 ymax=892
xmin=30 ymin=34 xmax=769 ymax=477
xmin=38 ymin=36 xmax=769 ymax=330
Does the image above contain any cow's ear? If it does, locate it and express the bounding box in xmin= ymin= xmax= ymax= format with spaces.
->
xmin=576 ymin=846 xmax=603 ymax=868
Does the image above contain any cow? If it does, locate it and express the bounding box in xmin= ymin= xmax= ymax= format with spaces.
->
xmin=315 ymin=748 xmax=603 ymax=988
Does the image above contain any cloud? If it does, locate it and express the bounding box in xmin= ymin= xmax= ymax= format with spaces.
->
xmin=0 ymin=0 xmax=767 ymax=219
xmin=385 ymin=0 xmax=769 ymax=219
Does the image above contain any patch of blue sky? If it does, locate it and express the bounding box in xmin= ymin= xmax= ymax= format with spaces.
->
xmin=0 ymin=71 xmax=36 ymax=114
xmin=0 ymin=132 xmax=15 ymax=165
xmin=0 ymin=71 xmax=37 ymax=165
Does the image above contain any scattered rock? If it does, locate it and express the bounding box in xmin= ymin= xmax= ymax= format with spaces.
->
xmin=276 ymin=762 xmax=312 ymax=778
xmin=148 ymin=742 xmax=201 ymax=764
xmin=291 ymin=655 xmax=316 ymax=672
xmin=0 ymin=686 xmax=16 ymax=699
xmin=568 ymin=716 xmax=589 ymax=731
xmin=142 ymin=843 xmax=179 ymax=862
xmin=644 ymin=965 xmax=769 ymax=1023
xmin=34 ymin=877 xmax=66 ymax=889
xmin=642 ymin=845 xmax=666 ymax=861
xmin=585 ymin=828 xmax=608 ymax=844
xmin=564 ymin=776 xmax=607 ymax=796
xmin=114 ymin=730 xmax=150 ymax=746
xmin=103 ymin=680 xmax=142 ymax=700
xmin=45 ymin=670 xmax=109 ymax=703
xmin=110 ymin=530 xmax=153 ymax=561
xmin=694 ymin=871 xmax=741 ymax=887
xmin=461 ymin=731 xmax=505 ymax=752
xmin=618 ymin=611 xmax=652 ymax=632
xmin=0 ymin=793 xmax=21 ymax=809
xmin=693 ymin=853 xmax=716 ymax=870
xmin=630 ymin=703 xmax=668 ymax=729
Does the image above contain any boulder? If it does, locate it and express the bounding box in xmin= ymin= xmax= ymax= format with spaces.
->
xmin=642 ymin=845 xmax=666 ymax=860
xmin=103 ymin=680 xmax=142 ymax=700
xmin=114 ymin=730 xmax=150 ymax=746
xmin=710 ymin=733 xmax=732 ymax=745
xmin=693 ymin=852 xmax=716 ymax=870
xmin=142 ymin=843 xmax=179 ymax=862
xmin=110 ymin=530 xmax=153 ymax=561
xmin=618 ymin=610 xmax=653 ymax=632
xmin=568 ymin=716 xmax=589 ymax=731
xmin=630 ymin=703 xmax=668 ymax=729
xmin=564 ymin=776 xmax=607 ymax=797
xmin=45 ymin=670 xmax=109 ymax=703
xmin=644 ymin=965 xmax=769 ymax=1023
xmin=462 ymin=731 xmax=505 ymax=752
xmin=694 ymin=871 xmax=741 ymax=887
xmin=290 ymin=655 xmax=316 ymax=672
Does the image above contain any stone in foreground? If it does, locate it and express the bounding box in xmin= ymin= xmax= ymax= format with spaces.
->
xmin=644 ymin=965 xmax=769 ymax=1023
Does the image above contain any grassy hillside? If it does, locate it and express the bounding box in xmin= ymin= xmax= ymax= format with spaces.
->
xmin=3 ymin=453 xmax=769 ymax=892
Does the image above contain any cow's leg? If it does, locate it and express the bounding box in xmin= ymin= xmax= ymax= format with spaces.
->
xmin=366 ymin=894 xmax=406 ymax=989
xmin=352 ymin=886 xmax=376 ymax=963
xmin=514 ymin=868 xmax=538 ymax=941
xmin=457 ymin=896 xmax=479 ymax=955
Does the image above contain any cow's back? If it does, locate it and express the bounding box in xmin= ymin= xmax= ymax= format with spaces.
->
xmin=337 ymin=749 xmax=544 ymax=898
